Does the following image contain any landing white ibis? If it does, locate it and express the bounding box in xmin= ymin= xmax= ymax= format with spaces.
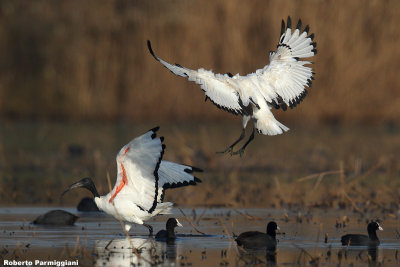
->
xmin=62 ymin=127 xmax=202 ymax=235
xmin=148 ymin=17 xmax=316 ymax=156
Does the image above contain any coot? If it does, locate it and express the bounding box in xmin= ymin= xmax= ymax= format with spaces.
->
xmin=341 ymin=221 xmax=383 ymax=246
xmin=235 ymin=221 xmax=279 ymax=249
xmin=155 ymin=218 xmax=183 ymax=241
xmin=33 ymin=210 xmax=79 ymax=226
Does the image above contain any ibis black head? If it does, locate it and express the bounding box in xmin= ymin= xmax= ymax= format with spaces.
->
xmin=62 ymin=177 xmax=100 ymax=198
xmin=266 ymin=221 xmax=279 ymax=238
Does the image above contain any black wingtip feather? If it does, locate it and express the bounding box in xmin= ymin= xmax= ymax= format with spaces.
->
xmin=311 ymin=42 xmax=317 ymax=48
xmin=160 ymin=136 xmax=164 ymax=142
xmin=147 ymin=40 xmax=159 ymax=61
xmin=312 ymin=49 xmax=318 ymax=55
xmin=296 ymin=19 xmax=302 ymax=30
xmin=150 ymin=126 xmax=160 ymax=133
xmin=304 ymin=25 xmax=310 ymax=34
xmin=194 ymin=177 xmax=202 ymax=183
xmin=150 ymin=126 xmax=160 ymax=139
xmin=280 ymin=20 xmax=285 ymax=36
xmin=184 ymin=166 xmax=204 ymax=173
xmin=308 ymin=33 xmax=314 ymax=40
xmin=287 ymin=16 xmax=292 ymax=29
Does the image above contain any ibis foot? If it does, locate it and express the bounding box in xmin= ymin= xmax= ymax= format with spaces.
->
xmin=216 ymin=129 xmax=246 ymax=155
xmin=231 ymin=127 xmax=255 ymax=157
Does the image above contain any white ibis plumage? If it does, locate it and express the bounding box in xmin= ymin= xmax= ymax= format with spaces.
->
xmin=148 ymin=17 xmax=316 ymax=156
xmin=62 ymin=127 xmax=202 ymax=235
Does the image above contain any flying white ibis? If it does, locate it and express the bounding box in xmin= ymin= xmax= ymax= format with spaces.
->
xmin=148 ymin=17 xmax=316 ymax=156
xmin=62 ymin=127 xmax=202 ymax=235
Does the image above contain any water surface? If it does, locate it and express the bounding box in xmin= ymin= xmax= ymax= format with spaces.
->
xmin=1 ymin=207 xmax=399 ymax=266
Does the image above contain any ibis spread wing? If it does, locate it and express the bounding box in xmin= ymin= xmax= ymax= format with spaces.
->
xmin=111 ymin=127 xmax=164 ymax=213
xmin=156 ymin=161 xmax=202 ymax=202
xmin=254 ymin=17 xmax=316 ymax=111
xmin=147 ymin=41 xmax=252 ymax=116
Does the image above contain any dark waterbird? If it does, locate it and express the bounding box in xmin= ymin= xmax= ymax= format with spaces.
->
xmin=235 ymin=221 xmax=279 ymax=250
xmin=32 ymin=210 xmax=79 ymax=226
xmin=155 ymin=218 xmax=183 ymax=241
xmin=341 ymin=221 xmax=383 ymax=246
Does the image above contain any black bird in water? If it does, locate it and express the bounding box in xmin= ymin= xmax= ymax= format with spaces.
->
xmin=341 ymin=221 xmax=383 ymax=246
xmin=32 ymin=210 xmax=79 ymax=226
xmin=155 ymin=218 xmax=183 ymax=241
xmin=235 ymin=221 xmax=279 ymax=250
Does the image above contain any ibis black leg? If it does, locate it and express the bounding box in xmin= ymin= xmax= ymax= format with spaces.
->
xmin=143 ymin=223 xmax=153 ymax=236
xmin=232 ymin=127 xmax=255 ymax=157
xmin=216 ymin=129 xmax=246 ymax=155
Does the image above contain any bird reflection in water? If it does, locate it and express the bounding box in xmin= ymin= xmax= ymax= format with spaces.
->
xmin=237 ymin=246 xmax=277 ymax=266
xmin=94 ymin=237 xmax=179 ymax=267
xmin=368 ymin=245 xmax=379 ymax=267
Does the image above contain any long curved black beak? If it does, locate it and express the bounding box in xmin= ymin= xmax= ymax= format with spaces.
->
xmin=62 ymin=177 xmax=100 ymax=198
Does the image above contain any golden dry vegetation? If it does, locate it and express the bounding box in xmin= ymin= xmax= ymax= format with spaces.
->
xmin=0 ymin=0 xmax=399 ymax=124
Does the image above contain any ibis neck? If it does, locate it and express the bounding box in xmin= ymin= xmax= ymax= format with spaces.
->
xmin=86 ymin=183 xmax=100 ymax=198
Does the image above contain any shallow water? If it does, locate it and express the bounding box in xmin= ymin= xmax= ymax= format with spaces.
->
xmin=1 ymin=207 xmax=399 ymax=266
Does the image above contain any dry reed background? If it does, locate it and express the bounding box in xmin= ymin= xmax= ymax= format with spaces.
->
xmin=0 ymin=1 xmax=399 ymax=208
xmin=0 ymin=0 xmax=399 ymax=124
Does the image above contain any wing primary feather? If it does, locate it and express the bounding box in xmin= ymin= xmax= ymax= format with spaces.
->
xmin=308 ymin=33 xmax=315 ymax=40
xmin=296 ymin=19 xmax=302 ymax=30
xmin=287 ymin=16 xmax=292 ymax=29
xmin=304 ymin=25 xmax=310 ymax=34
xmin=183 ymin=166 xmax=204 ymax=173
xmin=312 ymin=49 xmax=317 ymax=54
xmin=280 ymin=20 xmax=285 ymax=36
xmin=147 ymin=40 xmax=159 ymax=61
xmin=270 ymin=100 xmax=280 ymax=109
xmin=159 ymin=189 xmax=165 ymax=202
xmin=226 ymin=72 xmax=233 ymax=78
xmin=149 ymin=126 xmax=160 ymax=133
xmin=193 ymin=177 xmax=202 ymax=183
